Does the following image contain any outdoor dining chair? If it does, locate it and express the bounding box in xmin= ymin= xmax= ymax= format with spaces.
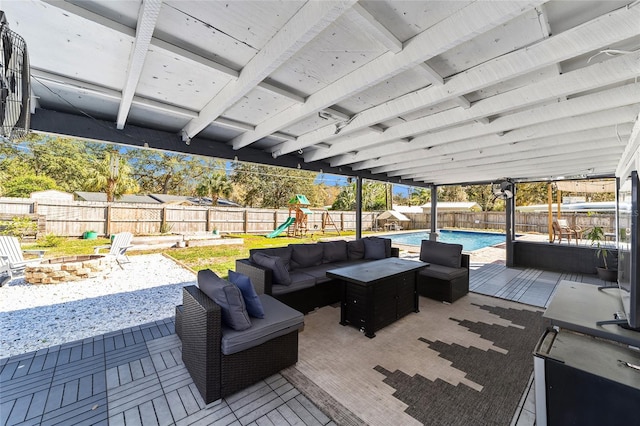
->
xmin=94 ymin=232 xmax=133 ymax=268
xmin=0 ymin=235 xmax=46 ymax=286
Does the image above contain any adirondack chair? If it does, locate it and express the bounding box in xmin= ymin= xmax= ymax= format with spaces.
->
xmin=94 ymin=232 xmax=133 ymax=268
xmin=0 ymin=236 xmax=46 ymax=286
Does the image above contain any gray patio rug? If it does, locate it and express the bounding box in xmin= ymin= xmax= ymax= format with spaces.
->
xmin=283 ymin=293 xmax=544 ymax=426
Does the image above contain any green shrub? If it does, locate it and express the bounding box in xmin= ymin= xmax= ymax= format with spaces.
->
xmin=0 ymin=217 xmax=37 ymax=240
xmin=40 ymin=233 xmax=63 ymax=247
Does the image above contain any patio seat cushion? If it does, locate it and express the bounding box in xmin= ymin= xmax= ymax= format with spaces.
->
xmin=271 ymin=271 xmax=315 ymax=295
xmin=290 ymin=244 xmax=324 ymax=270
xmin=197 ymin=269 xmax=251 ymax=331
xmin=299 ymin=264 xmax=336 ymax=283
xmin=418 ymin=264 xmax=467 ymax=281
xmin=363 ymin=237 xmax=387 ymax=260
xmin=221 ymin=294 xmax=304 ymax=355
xmin=252 ymin=252 xmax=291 ymax=285
xmin=228 ymin=270 xmax=265 ymax=319
xmin=419 ymin=240 xmax=462 ymax=268
xmin=347 ymin=239 xmax=365 ymax=260
xmin=319 ymin=240 xmax=348 ymax=263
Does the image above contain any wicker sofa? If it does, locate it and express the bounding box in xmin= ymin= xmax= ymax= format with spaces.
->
xmin=417 ymin=240 xmax=470 ymax=303
xmin=176 ymin=271 xmax=304 ymax=404
xmin=235 ymin=237 xmax=399 ymax=314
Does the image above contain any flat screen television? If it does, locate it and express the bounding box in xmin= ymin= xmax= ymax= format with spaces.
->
xmin=617 ymin=170 xmax=640 ymax=330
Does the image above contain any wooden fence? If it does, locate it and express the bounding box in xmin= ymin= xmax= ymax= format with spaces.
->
xmin=0 ymin=197 xmax=617 ymax=238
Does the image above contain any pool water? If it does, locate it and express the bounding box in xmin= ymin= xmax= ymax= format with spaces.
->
xmin=387 ymin=230 xmax=505 ymax=251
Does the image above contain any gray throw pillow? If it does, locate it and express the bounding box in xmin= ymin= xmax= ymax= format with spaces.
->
xmin=347 ymin=239 xmax=365 ymax=259
xmin=363 ymin=237 xmax=386 ymax=260
xmin=250 ymin=246 xmax=292 ymax=270
xmin=252 ymin=252 xmax=292 ymax=285
xmin=320 ymin=240 xmax=348 ymax=263
xmin=197 ymin=269 xmax=251 ymax=331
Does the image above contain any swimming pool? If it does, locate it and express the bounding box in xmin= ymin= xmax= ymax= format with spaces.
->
xmin=386 ymin=230 xmax=506 ymax=251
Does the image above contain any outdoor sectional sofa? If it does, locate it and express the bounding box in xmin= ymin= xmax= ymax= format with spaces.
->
xmin=235 ymin=237 xmax=399 ymax=314
xmin=176 ymin=270 xmax=304 ymax=404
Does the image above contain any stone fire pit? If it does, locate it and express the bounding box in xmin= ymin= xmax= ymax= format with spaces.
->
xmin=25 ymin=255 xmax=116 ymax=284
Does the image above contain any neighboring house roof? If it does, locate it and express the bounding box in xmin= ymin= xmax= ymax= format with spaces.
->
xmin=30 ymin=190 xmax=74 ymax=201
xmin=393 ymin=206 xmax=424 ymax=214
xmin=74 ymin=192 xmax=160 ymax=203
xmin=377 ymin=210 xmax=411 ymax=221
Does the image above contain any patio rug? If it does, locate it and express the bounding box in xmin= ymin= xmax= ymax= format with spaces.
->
xmin=282 ymin=293 xmax=544 ymax=426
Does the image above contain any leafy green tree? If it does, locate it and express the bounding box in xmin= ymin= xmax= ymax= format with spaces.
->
xmin=197 ymin=172 xmax=233 ymax=205
xmin=331 ymin=181 xmax=387 ymax=211
xmin=438 ymin=185 xmax=468 ymax=202
xmin=465 ymin=184 xmax=498 ymax=211
xmin=516 ymin=182 xmax=549 ymax=206
xmin=231 ymin=163 xmax=319 ymax=208
xmin=410 ymin=187 xmax=431 ymax=206
xmin=4 ymin=174 xmax=58 ymax=197
xmin=26 ymin=135 xmax=95 ymax=192
xmin=128 ymin=150 xmax=220 ymax=195
xmin=85 ymin=150 xmax=138 ymax=201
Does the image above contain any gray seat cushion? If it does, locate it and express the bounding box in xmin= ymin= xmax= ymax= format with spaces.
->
xmin=271 ymin=271 xmax=315 ymax=295
xmin=419 ymin=264 xmax=467 ymax=281
xmin=363 ymin=237 xmax=386 ymax=259
xmin=221 ymin=294 xmax=304 ymax=355
xmin=419 ymin=240 xmax=463 ymax=268
xmin=347 ymin=239 xmax=365 ymax=259
xmin=299 ymin=264 xmax=336 ymax=283
xmin=364 ymin=236 xmax=392 ymax=258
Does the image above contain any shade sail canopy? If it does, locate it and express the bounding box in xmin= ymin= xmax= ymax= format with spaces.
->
xmin=3 ymin=0 xmax=639 ymax=186
xmin=377 ymin=210 xmax=411 ymax=222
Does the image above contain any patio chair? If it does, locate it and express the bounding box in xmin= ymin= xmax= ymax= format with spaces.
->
xmin=0 ymin=236 xmax=46 ymax=286
xmin=94 ymin=232 xmax=133 ymax=267
xmin=552 ymin=218 xmax=580 ymax=244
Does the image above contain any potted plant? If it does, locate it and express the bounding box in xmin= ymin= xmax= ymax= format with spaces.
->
xmin=585 ymin=225 xmax=617 ymax=282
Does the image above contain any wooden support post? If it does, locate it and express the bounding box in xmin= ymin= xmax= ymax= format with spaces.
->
xmin=206 ymin=208 xmax=211 ymax=232
xmin=106 ymin=204 xmax=113 ymax=237
xmin=244 ymin=209 xmax=249 ymax=233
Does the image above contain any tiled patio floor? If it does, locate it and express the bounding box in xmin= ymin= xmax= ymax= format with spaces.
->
xmin=1 ymin=263 xmax=606 ymax=426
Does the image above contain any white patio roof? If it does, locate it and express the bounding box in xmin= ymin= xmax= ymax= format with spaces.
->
xmin=4 ymin=0 xmax=640 ymax=186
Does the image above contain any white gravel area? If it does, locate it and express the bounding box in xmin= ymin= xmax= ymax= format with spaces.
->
xmin=0 ymin=253 xmax=196 ymax=359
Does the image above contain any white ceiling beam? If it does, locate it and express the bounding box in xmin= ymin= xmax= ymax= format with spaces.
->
xmin=231 ymin=0 xmax=544 ymax=150
xmin=616 ymin=111 xmax=640 ymax=180
xmin=116 ymin=0 xmax=162 ymax=130
xmin=365 ymin=107 xmax=640 ymax=174
xmin=323 ymin=81 xmax=640 ymax=166
xmin=284 ymin=5 xmax=640 ymax=157
xmin=418 ymin=63 xmax=445 ymax=85
xmin=372 ymin=126 xmax=632 ymax=174
xmin=350 ymin=3 xmax=402 ymax=53
xmin=335 ymin=106 xmax=639 ymax=176
xmin=408 ymin=151 xmax=618 ymax=182
xmin=182 ymin=1 xmax=355 ymax=140
xmin=452 ymin=96 xmax=471 ymax=109
xmin=395 ymin=137 xmax=624 ymax=178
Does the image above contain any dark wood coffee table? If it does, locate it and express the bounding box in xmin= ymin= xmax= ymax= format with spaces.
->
xmin=327 ymin=258 xmax=428 ymax=338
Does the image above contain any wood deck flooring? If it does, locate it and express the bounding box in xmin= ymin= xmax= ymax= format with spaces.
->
xmin=1 ymin=263 xmax=606 ymax=425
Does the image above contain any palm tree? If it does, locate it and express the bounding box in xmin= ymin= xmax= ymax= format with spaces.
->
xmin=198 ymin=172 xmax=233 ymax=205
xmin=85 ymin=150 xmax=138 ymax=201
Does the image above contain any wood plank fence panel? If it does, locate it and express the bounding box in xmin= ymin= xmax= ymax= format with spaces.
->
xmin=0 ymin=197 xmax=617 ymax=238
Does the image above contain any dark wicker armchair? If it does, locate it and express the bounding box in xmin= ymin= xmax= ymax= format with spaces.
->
xmin=178 ymin=285 xmax=300 ymax=404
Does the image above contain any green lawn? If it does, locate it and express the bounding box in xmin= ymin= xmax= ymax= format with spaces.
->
xmin=22 ymin=232 xmax=355 ymax=278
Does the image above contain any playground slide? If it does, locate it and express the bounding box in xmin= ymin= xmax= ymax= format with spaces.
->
xmin=266 ymin=217 xmax=295 ymax=238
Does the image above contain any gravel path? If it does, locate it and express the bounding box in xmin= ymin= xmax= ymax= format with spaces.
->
xmin=0 ymin=254 xmax=196 ymax=359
